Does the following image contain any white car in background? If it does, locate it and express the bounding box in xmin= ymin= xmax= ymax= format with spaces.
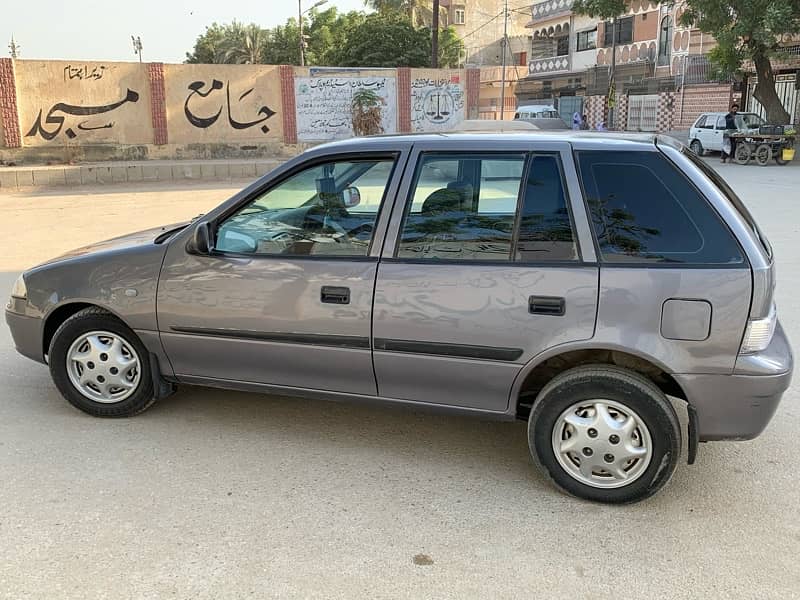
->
xmin=688 ymin=111 xmax=765 ymax=155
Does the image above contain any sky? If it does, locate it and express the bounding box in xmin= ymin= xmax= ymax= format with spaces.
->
xmin=2 ymin=0 xmax=368 ymax=63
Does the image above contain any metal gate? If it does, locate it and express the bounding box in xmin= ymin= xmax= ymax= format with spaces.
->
xmin=558 ymin=96 xmax=584 ymax=127
xmin=627 ymin=94 xmax=659 ymax=131
xmin=747 ymin=74 xmax=798 ymax=123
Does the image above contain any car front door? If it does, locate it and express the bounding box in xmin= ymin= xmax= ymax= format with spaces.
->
xmin=371 ymin=141 xmax=599 ymax=413
xmin=157 ymin=148 xmax=408 ymax=396
xmin=712 ymin=115 xmax=728 ymax=151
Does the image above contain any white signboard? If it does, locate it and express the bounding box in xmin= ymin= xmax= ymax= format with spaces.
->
xmin=295 ymin=76 xmax=397 ymax=141
xmin=411 ymin=75 xmax=465 ymax=132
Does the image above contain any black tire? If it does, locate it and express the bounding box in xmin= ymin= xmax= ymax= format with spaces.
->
xmin=48 ymin=307 xmax=156 ymax=417
xmin=528 ymin=365 xmax=681 ymax=504
xmin=689 ymin=139 xmax=704 ymax=156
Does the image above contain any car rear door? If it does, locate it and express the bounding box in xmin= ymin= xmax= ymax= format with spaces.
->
xmin=371 ymin=138 xmax=599 ymax=413
xmin=157 ymin=143 xmax=411 ymax=396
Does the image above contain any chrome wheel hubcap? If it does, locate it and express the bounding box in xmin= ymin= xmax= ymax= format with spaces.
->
xmin=66 ymin=331 xmax=141 ymax=403
xmin=551 ymin=400 xmax=652 ymax=488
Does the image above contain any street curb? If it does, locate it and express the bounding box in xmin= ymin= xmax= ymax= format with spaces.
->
xmin=0 ymin=159 xmax=284 ymax=191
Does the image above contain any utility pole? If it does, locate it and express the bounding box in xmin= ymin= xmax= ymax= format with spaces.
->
xmin=500 ymin=0 xmax=508 ymax=120
xmin=8 ymin=35 xmax=19 ymax=58
xmin=131 ymin=35 xmax=143 ymax=63
xmin=299 ymin=0 xmax=305 ymax=66
xmin=432 ymin=0 xmax=440 ymax=68
xmin=608 ymin=18 xmax=617 ymax=128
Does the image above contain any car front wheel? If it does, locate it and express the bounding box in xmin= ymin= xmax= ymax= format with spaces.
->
xmin=689 ymin=139 xmax=704 ymax=156
xmin=528 ymin=365 xmax=681 ymax=503
xmin=48 ymin=307 xmax=156 ymax=417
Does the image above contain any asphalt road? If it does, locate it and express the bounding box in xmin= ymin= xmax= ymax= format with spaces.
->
xmin=1 ymin=161 xmax=799 ymax=599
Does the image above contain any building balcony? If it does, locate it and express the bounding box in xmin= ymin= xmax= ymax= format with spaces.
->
xmin=528 ymin=55 xmax=571 ymax=75
xmin=527 ymin=0 xmax=573 ymax=26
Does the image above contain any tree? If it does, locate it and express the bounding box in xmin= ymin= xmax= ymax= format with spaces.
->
xmin=681 ymin=0 xmax=800 ymax=123
xmin=333 ymin=13 xmax=431 ymax=67
xmin=364 ymin=0 xmax=432 ymax=27
xmin=434 ymin=26 xmax=463 ymax=68
xmin=185 ymin=23 xmax=239 ymax=63
xmin=216 ymin=23 xmax=270 ymax=64
xmin=570 ymin=0 xmax=626 ymax=19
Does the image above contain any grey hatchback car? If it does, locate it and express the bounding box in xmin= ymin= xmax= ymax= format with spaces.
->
xmin=6 ymin=132 xmax=793 ymax=503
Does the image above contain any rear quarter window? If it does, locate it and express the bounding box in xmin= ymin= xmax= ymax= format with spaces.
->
xmin=576 ymin=150 xmax=745 ymax=265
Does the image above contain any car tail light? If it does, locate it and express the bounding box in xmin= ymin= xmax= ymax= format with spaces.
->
xmin=740 ymin=304 xmax=777 ymax=354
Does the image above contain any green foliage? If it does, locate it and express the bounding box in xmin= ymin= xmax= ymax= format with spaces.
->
xmin=570 ymin=0 xmax=628 ymax=19
xmin=324 ymin=13 xmax=429 ymax=67
xmin=185 ymin=7 xmax=463 ymax=68
xmin=680 ymin=0 xmax=800 ymax=123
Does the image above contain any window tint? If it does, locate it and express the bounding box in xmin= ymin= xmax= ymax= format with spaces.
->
xmin=516 ymin=155 xmax=578 ymax=261
xmin=215 ymin=158 xmax=394 ymax=257
xmin=397 ymin=154 xmax=525 ymax=261
xmin=577 ymin=151 xmax=745 ymax=264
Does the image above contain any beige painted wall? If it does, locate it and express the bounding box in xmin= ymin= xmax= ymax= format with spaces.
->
xmin=409 ymin=69 xmax=466 ymax=132
xmin=164 ymin=64 xmax=283 ymax=144
xmin=15 ymin=60 xmax=152 ymax=147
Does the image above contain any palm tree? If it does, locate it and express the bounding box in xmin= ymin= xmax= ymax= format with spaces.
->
xmin=215 ymin=23 xmax=269 ymax=64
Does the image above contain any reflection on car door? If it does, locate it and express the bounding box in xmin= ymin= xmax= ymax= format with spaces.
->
xmin=157 ymin=151 xmax=407 ymax=396
xmin=371 ymin=144 xmax=599 ymax=413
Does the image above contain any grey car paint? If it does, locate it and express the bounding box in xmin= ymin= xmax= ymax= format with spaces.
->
xmin=4 ymin=132 xmax=793 ymax=445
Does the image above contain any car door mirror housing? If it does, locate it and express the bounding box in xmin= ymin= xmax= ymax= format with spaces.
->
xmin=188 ymin=221 xmax=214 ymax=255
xmin=342 ymin=186 xmax=361 ymax=208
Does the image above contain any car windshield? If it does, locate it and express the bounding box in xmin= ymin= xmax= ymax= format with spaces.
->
xmin=736 ymin=113 xmax=765 ymax=129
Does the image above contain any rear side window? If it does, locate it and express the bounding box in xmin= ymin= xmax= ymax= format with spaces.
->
xmin=576 ymin=151 xmax=745 ymax=265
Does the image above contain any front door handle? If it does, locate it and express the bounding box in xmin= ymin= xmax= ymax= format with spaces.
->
xmin=529 ymin=295 xmax=565 ymax=316
xmin=321 ymin=286 xmax=350 ymax=305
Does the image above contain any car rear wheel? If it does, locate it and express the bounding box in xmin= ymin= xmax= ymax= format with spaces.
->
xmin=528 ymin=365 xmax=681 ymax=503
xmin=49 ymin=307 xmax=156 ymax=417
xmin=689 ymin=139 xmax=704 ymax=156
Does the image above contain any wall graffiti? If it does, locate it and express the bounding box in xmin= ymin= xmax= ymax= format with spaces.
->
xmin=184 ymin=79 xmax=277 ymax=133
xmin=411 ymin=74 xmax=465 ymax=132
xmin=63 ymin=64 xmax=107 ymax=81
xmin=25 ymin=89 xmax=139 ymax=141
xmin=295 ymin=76 xmax=397 ymax=141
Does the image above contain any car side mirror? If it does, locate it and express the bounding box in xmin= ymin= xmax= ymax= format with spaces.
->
xmin=189 ymin=221 xmax=214 ymax=255
xmin=342 ymin=186 xmax=361 ymax=208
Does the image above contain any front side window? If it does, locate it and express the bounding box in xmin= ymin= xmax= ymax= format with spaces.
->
xmin=577 ymin=151 xmax=745 ymax=265
xmin=215 ymin=158 xmax=394 ymax=257
xmin=694 ymin=116 xmax=706 ymax=128
xmin=396 ymin=153 xmax=579 ymax=262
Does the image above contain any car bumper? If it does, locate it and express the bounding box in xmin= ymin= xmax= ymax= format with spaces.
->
xmin=5 ymin=309 xmax=45 ymax=364
xmin=675 ymin=322 xmax=793 ymax=441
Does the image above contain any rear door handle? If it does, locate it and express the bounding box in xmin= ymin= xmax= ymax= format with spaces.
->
xmin=321 ymin=286 xmax=350 ymax=305
xmin=529 ymin=295 xmax=565 ymax=316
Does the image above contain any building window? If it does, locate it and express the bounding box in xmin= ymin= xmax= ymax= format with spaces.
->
xmin=576 ymin=29 xmax=597 ymax=52
xmin=454 ymin=8 xmax=465 ymax=25
xmin=658 ymin=16 xmax=672 ymax=65
xmin=602 ymin=16 xmax=633 ymax=46
xmin=556 ymin=36 xmax=569 ymax=56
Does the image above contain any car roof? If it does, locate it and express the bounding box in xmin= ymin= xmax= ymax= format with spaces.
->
xmin=697 ymin=111 xmax=758 ymax=117
xmin=315 ymin=130 xmax=662 ymax=152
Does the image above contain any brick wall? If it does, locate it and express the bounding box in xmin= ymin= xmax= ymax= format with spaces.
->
xmin=466 ymin=68 xmax=481 ymax=119
xmin=147 ymin=63 xmax=168 ymax=145
xmin=673 ymin=83 xmax=733 ymax=128
xmin=279 ymin=65 xmax=297 ymax=145
xmin=397 ymin=67 xmax=411 ymax=133
xmin=0 ymin=58 xmax=21 ymax=148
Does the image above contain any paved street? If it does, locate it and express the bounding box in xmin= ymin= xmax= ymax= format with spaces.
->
xmin=0 ymin=162 xmax=798 ymax=599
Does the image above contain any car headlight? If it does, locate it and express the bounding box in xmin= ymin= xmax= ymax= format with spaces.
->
xmin=10 ymin=274 xmax=27 ymax=300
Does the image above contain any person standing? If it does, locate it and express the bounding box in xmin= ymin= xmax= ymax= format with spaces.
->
xmin=580 ymin=114 xmax=590 ymax=130
xmin=721 ymin=103 xmax=740 ymax=163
